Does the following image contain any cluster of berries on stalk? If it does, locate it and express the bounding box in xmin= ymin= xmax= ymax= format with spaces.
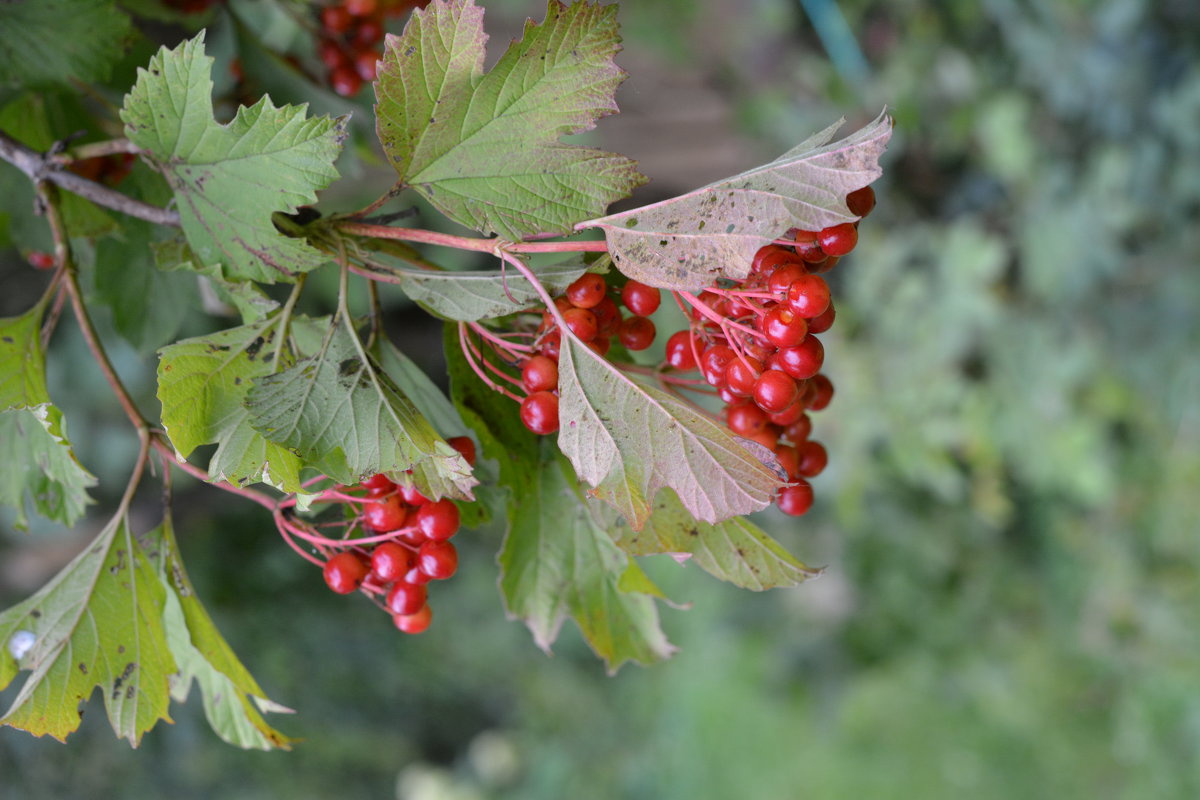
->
xmin=460 ymin=185 xmax=877 ymax=519
xmin=315 ymin=0 xmax=425 ymax=97
xmin=276 ymin=436 xmax=476 ymax=634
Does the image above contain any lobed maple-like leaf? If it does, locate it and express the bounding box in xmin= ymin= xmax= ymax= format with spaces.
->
xmin=0 ymin=515 xmax=175 ymax=745
xmin=582 ymin=112 xmax=894 ymax=291
xmin=121 ymin=33 xmax=346 ymax=284
xmin=245 ymin=324 xmax=476 ymax=500
xmin=149 ymin=518 xmax=294 ymax=750
xmin=555 ymin=333 xmax=785 ymax=529
xmin=446 ymin=329 xmax=674 ymax=670
xmin=387 ymin=261 xmax=591 ymax=321
xmin=610 ymin=490 xmax=821 ymax=590
xmin=374 ymin=0 xmax=646 ymax=239
xmin=157 ymin=317 xmax=304 ymax=492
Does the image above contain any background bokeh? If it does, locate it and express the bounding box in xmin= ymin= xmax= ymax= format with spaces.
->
xmin=3 ymin=0 xmax=1200 ymax=797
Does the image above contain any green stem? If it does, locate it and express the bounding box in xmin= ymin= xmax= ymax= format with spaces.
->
xmin=270 ymin=273 xmax=306 ymax=372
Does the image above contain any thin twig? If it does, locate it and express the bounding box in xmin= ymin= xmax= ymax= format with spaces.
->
xmin=337 ymin=221 xmax=608 ymax=254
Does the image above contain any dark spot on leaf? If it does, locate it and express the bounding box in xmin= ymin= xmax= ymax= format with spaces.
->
xmin=1 ymin=336 xmax=12 ymax=343
xmin=126 ymin=684 xmax=136 ymax=700
xmin=726 ymin=224 xmax=736 ymax=234
xmin=697 ymin=220 xmax=705 ymax=230
xmin=234 ymin=376 xmax=241 ymax=385
xmin=624 ymin=217 xmax=638 ymax=227
xmin=338 ymin=358 xmax=359 ymax=377
xmin=658 ymin=240 xmax=668 ymax=247
xmin=688 ymin=528 xmax=699 ymax=537
xmin=111 ymin=662 xmax=135 ymax=700
xmin=206 ymin=343 xmax=231 ymax=352
xmin=736 ymin=548 xmax=746 ymax=557
xmin=118 ymin=645 xmax=125 ymax=654
xmin=109 ymin=549 xmax=127 ymax=575
xmin=78 ymin=663 xmax=88 ymax=675
xmin=245 ymin=337 xmax=265 ymax=360
xmin=30 ymin=609 xmax=40 ymax=619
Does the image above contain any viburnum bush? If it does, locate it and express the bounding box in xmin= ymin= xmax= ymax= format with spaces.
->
xmin=0 ymin=0 xmax=890 ymax=750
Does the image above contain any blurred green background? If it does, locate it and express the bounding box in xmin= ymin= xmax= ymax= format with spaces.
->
xmin=3 ymin=0 xmax=1200 ymax=797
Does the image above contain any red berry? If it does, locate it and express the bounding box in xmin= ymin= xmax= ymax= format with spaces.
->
xmin=817 ymin=223 xmax=858 ymax=257
xmin=724 ymin=356 xmax=763 ymax=397
xmin=362 ymin=473 xmax=395 ymax=493
xmin=617 ymin=316 xmax=656 ymax=351
xmin=394 ymin=604 xmax=433 ymax=634
xmin=807 ymin=374 xmax=834 ymax=411
xmin=785 ymin=275 xmax=832 ymax=319
xmin=726 ymin=401 xmax=770 ymax=437
xmin=745 ymin=426 xmax=781 ymax=451
xmin=753 ymin=370 xmax=799 ymax=414
xmin=363 ymin=494 xmax=409 ymax=531
xmin=323 ymin=551 xmax=369 ymax=594
xmin=759 ymin=306 xmax=808 ymax=349
xmin=344 ymin=0 xmax=377 ymax=15
xmin=751 ymin=245 xmax=799 ymax=275
xmin=665 ymin=330 xmax=700 ymax=370
xmin=776 ymin=337 xmax=825 ymax=380
xmin=795 ymin=440 xmax=828 ymax=477
xmin=355 ymin=19 xmax=383 ymax=45
xmin=319 ymin=39 xmax=348 ymax=69
xmin=766 ymin=263 xmax=808 ymax=296
xmin=846 ymin=185 xmax=876 ymax=218
xmin=26 ymin=251 xmax=55 ymax=270
xmin=774 ymin=444 xmax=801 ymax=480
xmin=370 ymin=542 xmax=415 ymax=583
xmin=768 ymin=401 xmax=806 ymax=427
xmin=446 ymin=436 xmax=476 ymax=467
xmin=330 ymin=66 xmax=363 ymax=96
xmin=787 ymin=230 xmax=826 ymax=263
xmin=621 ymin=280 xmax=661 ymax=316
xmin=354 ymin=50 xmax=380 ymax=81
xmin=386 ymin=580 xmax=427 ymax=616
xmin=416 ymin=498 xmax=460 ymax=541
xmin=562 ymin=307 xmax=598 ymax=342
xmin=399 ymin=483 xmax=429 ymax=506
xmin=592 ymin=295 xmax=622 ymax=337
xmin=701 ymin=344 xmax=737 ymax=387
xmin=418 ymin=540 xmax=458 ymax=580
xmin=521 ymin=355 xmax=558 ymax=393
xmin=320 ymin=5 xmax=354 ymax=33
xmin=807 ymin=301 xmax=836 ymax=334
xmin=565 ymin=273 xmax=607 ymax=309
xmin=776 ymin=481 xmax=814 ymax=516
xmin=538 ymin=331 xmax=561 ymax=360
xmin=403 ymin=564 xmax=432 ymax=586
xmin=588 ymin=336 xmax=611 ymax=356
xmin=784 ymin=414 xmax=813 ymax=442
xmin=520 ymin=391 xmax=559 ymax=435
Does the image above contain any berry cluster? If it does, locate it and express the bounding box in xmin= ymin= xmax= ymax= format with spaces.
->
xmin=514 ymin=273 xmax=663 ymax=436
xmin=277 ymin=436 xmax=476 ymax=634
xmin=316 ymin=0 xmax=424 ymax=97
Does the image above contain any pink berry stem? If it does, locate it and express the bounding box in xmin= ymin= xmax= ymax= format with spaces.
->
xmin=337 ymin=221 xmax=609 ymax=255
xmin=458 ymin=322 xmax=524 ymax=402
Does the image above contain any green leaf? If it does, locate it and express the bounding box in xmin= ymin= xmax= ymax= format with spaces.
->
xmin=582 ymin=112 xmax=894 ymax=291
xmin=375 ymin=0 xmax=646 ymax=238
xmin=148 ymin=518 xmax=295 ymax=750
xmin=0 ymin=0 xmax=134 ymax=88
xmin=386 ymin=260 xmax=592 ymax=322
xmin=157 ymin=317 xmax=304 ymax=492
xmin=0 ymin=514 xmax=176 ymax=745
xmin=245 ymin=324 xmax=476 ymax=500
xmin=0 ymin=305 xmax=49 ymax=410
xmin=121 ymin=33 xmax=347 ymax=284
xmin=555 ymin=332 xmax=784 ymax=529
xmin=446 ymin=329 xmax=674 ymax=671
xmin=0 ymin=405 xmax=97 ymax=530
xmin=610 ymin=489 xmax=821 ymax=590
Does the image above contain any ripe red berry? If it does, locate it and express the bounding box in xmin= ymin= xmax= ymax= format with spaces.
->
xmin=785 ymin=275 xmax=832 ymax=319
xmin=520 ymin=391 xmax=559 ymax=435
xmin=386 ymin=580 xmax=427 ymax=616
xmin=753 ymin=370 xmax=799 ymax=413
xmin=846 ymin=185 xmax=876 ymax=218
xmin=363 ymin=494 xmax=409 ymax=531
xmin=724 ymin=356 xmax=763 ymax=397
xmin=565 ymin=273 xmax=607 ymax=309
xmin=726 ymin=401 xmax=770 ymax=437
xmin=592 ymin=295 xmax=622 ymax=337
xmin=446 ymin=436 xmax=476 ymax=466
xmin=745 ymin=426 xmax=781 ymax=451
xmin=399 ymin=483 xmax=429 ymax=506
xmin=362 ymin=473 xmax=395 ymax=493
xmin=751 ymin=245 xmax=799 ymax=275
xmin=538 ymin=331 xmax=561 ymax=360
xmin=521 ymin=355 xmax=558 ymax=393
xmin=323 ymin=551 xmax=369 ymax=594
xmin=774 ymin=444 xmax=801 ymax=480
xmin=320 ymin=5 xmax=354 ymax=33
xmin=776 ymin=337 xmax=825 ymax=381
xmin=330 ymin=66 xmax=363 ymax=96
xmin=354 ymin=50 xmax=380 ymax=81
xmin=701 ymin=344 xmax=737 ymax=386
xmin=768 ymin=401 xmax=806 ymax=427
xmin=784 ymin=414 xmax=813 ymax=442
xmin=766 ymin=263 xmax=808 ymax=296
xmin=403 ymin=564 xmax=432 ymax=586
xmin=621 ymin=280 xmax=661 ymax=316
xmin=562 ymin=306 xmax=598 ymax=342
xmin=759 ymin=306 xmax=808 ymax=349
xmin=418 ymin=540 xmax=458 ymax=580
xmin=344 ymin=0 xmax=377 ymax=16
xmin=807 ymin=374 xmax=834 ymax=411
xmin=394 ymin=604 xmax=432 ymax=634
xmin=795 ymin=440 xmax=828 ymax=477
xmin=817 ymin=223 xmax=858 ymax=257
xmin=807 ymin=301 xmax=836 ymax=334
xmin=787 ymin=230 xmax=826 ymax=263
xmin=588 ymin=336 xmax=611 ymax=356
xmin=355 ymin=19 xmax=383 ymax=46
xmin=617 ymin=316 xmax=656 ymax=351
xmin=416 ymin=498 xmax=460 ymax=541
xmin=370 ymin=542 xmax=415 ymax=583
xmin=665 ymin=330 xmax=700 ymax=370
xmin=776 ymin=481 xmax=814 ymax=516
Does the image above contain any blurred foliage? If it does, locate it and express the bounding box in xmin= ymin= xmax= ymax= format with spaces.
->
xmin=3 ymin=0 xmax=1200 ymax=797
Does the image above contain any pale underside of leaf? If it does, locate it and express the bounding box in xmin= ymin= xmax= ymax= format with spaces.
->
xmin=121 ymin=33 xmax=346 ymax=284
xmin=0 ymin=515 xmax=175 ymax=745
xmin=389 ymin=260 xmax=590 ymax=321
xmin=0 ymin=405 xmax=97 ymax=530
xmin=555 ymin=334 xmax=784 ymax=529
xmin=374 ymin=0 xmax=645 ymax=239
xmin=609 ymin=489 xmax=822 ymax=590
xmin=581 ymin=111 xmax=894 ymax=291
